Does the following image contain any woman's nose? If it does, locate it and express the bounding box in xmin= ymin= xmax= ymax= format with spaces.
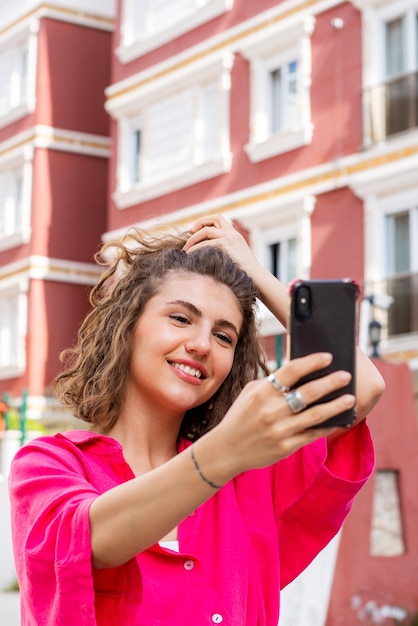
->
xmin=185 ymin=329 xmax=211 ymax=355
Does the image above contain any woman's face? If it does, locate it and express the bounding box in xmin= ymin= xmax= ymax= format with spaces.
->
xmin=126 ymin=273 xmax=243 ymax=420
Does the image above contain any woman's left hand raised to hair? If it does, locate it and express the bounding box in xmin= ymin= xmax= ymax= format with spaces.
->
xmin=184 ymin=215 xmax=263 ymax=280
xmin=184 ymin=215 xmax=290 ymax=327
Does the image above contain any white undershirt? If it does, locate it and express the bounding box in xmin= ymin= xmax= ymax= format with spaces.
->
xmin=159 ymin=540 xmax=180 ymax=552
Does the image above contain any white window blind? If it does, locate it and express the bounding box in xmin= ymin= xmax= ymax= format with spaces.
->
xmin=0 ymin=44 xmax=28 ymax=117
xmin=146 ymin=89 xmax=195 ymax=180
xmin=197 ymin=81 xmax=220 ymax=162
xmin=0 ymin=170 xmax=24 ymax=239
xmin=0 ymin=49 xmax=11 ymax=116
xmin=0 ymin=295 xmax=19 ymax=368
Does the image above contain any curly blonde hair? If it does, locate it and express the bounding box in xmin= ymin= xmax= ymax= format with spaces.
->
xmin=55 ymin=228 xmax=269 ymax=440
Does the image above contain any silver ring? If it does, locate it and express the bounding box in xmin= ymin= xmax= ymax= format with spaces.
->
xmin=267 ymin=373 xmax=288 ymax=394
xmin=285 ymin=390 xmax=307 ymax=414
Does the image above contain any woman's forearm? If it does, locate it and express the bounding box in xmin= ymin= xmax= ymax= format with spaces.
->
xmin=88 ymin=434 xmax=235 ymax=569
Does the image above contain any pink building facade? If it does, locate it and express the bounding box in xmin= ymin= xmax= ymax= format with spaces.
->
xmin=105 ymin=1 xmax=418 ymax=622
xmin=0 ymin=0 xmax=417 ymax=622
xmin=0 ymin=2 xmax=113 ymax=424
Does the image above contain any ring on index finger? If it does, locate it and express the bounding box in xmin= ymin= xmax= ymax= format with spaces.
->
xmin=267 ymin=373 xmax=288 ymax=394
xmin=285 ymin=390 xmax=307 ymax=414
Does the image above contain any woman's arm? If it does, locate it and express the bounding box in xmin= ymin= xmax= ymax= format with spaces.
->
xmin=184 ymin=215 xmax=385 ymax=423
xmin=90 ymin=354 xmax=355 ymax=568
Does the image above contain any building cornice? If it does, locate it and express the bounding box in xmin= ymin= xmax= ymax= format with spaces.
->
xmin=0 ymin=255 xmax=101 ymax=289
xmin=0 ymin=126 xmax=111 ymax=163
xmin=0 ymin=2 xmax=114 ymax=42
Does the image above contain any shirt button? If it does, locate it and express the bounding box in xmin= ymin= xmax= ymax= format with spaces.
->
xmin=183 ymin=559 xmax=195 ymax=571
xmin=212 ymin=615 xmax=223 ymax=623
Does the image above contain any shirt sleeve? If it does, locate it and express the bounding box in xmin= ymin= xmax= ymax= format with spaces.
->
xmin=9 ymin=436 xmax=100 ymax=625
xmin=273 ymin=420 xmax=374 ymax=588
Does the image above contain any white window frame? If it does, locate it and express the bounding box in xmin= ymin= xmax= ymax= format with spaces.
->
xmin=354 ymin=0 xmax=418 ymax=145
xmin=240 ymin=14 xmax=315 ymax=163
xmin=352 ymin=163 xmax=418 ymax=354
xmin=106 ymin=51 xmax=234 ymax=209
xmin=0 ymin=19 xmax=38 ymax=127
xmin=237 ymin=195 xmax=316 ymax=336
xmin=0 ymin=281 xmax=28 ymax=380
xmin=117 ymin=0 xmax=233 ymax=63
xmin=0 ymin=140 xmax=33 ymax=252
xmin=354 ymin=172 xmax=418 ymax=284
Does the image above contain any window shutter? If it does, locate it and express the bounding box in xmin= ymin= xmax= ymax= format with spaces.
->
xmin=147 ymin=89 xmax=194 ymax=179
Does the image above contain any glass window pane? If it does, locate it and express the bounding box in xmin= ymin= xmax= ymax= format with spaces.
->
xmin=133 ymin=129 xmax=141 ymax=183
xmin=286 ymin=61 xmax=299 ymax=130
xmin=370 ymin=470 xmax=405 ymax=556
xmin=199 ymin=82 xmax=220 ymax=160
xmin=386 ymin=211 xmax=410 ymax=274
xmin=287 ymin=237 xmax=297 ymax=281
xmin=270 ymin=242 xmax=280 ymax=278
xmin=385 ymin=17 xmax=405 ymax=78
xmin=270 ymin=68 xmax=283 ymax=133
xmin=416 ymin=12 xmax=418 ymax=68
xmin=269 ymin=238 xmax=298 ymax=282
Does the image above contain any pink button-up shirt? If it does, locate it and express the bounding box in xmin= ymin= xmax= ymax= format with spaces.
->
xmin=9 ymin=422 xmax=374 ymax=625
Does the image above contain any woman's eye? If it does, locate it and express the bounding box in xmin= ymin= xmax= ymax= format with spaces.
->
xmin=215 ymin=332 xmax=233 ymax=345
xmin=169 ymin=314 xmax=190 ymax=324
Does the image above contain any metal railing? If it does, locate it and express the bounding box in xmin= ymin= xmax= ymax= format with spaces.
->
xmin=365 ymin=272 xmax=418 ymax=338
xmin=363 ymin=71 xmax=418 ymax=143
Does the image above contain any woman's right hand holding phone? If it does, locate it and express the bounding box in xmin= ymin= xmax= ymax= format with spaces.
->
xmin=198 ymin=352 xmax=355 ymax=483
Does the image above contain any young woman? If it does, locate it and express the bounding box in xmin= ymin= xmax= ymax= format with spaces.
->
xmin=9 ymin=215 xmax=384 ymax=626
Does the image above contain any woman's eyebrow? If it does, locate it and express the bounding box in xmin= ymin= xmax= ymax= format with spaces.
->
xmin=166 ymin=300 xmax=240 ymax=337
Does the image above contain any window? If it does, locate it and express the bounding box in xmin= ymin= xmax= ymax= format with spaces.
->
xmin=370 ymin=470 xmax=405 ymax=556
xmin=358 ymin=0 xmax=418 ymax=142
xmin=0 ymin=288 xmax=27 ymax=379
xmin=0 ymin=21 xmax=37 ymax=127
xmin=385 ymin=16 xmax=406 ymax=78
xmin=0 ymin=152 xmax=31 ymax=251
xmin=133 ymin=128 xmax=142 ymax=184
xmin=354 ymin=173 xmax=418 ymax=342
xmin=383 ymin=206 xmax=418 ymax=336
xmin=0 ymin=169 xmax=24 ymax=239
xmin=107 ymin=52 xmax=233 ymax=207
xmin=270 ymin=61 xmax=299 ymax=135
xmin=118 ymin=0 xmax=233 ymax=62
xmin=0 ymin=44 xmax=27 ymax=116
xmin=386 ymin=210 xmax=411 ymax=276
xmin=241 ymin=15 xmax=315 ymax=162
xmin=269 ymin=237 xmax=298 ymax=285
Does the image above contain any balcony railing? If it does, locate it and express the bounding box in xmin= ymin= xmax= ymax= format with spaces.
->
xmin=365 ymin=272 xmax=418 ymax=338
xmin=363 ymin=71 xmax=418 ymax=143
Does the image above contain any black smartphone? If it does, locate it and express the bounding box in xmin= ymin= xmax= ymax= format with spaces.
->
xmin=288 ymin=279 xmax=359 ymax=428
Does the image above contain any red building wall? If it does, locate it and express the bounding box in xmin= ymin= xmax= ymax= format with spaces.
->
xmin=31 ymin=148 xmax=107 ymax=261
xmin=327 ymin=360 xmax=418 ymax=625
xmin=0 ymin=16 xmax=111 ymax=402
xmin=37 ymin=18 xmax=111 ymax=135
xmin=311 ymin=189 xmax=364 ymax=282
xmin=26 ymin=280 xmax=92 ymax=395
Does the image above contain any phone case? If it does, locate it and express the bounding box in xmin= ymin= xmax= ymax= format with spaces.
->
xmin=288 ymin=279 xmax=360 ymax=428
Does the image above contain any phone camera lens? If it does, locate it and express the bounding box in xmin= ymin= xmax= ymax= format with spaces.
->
xmin=295 ymin=285 xmax=311 ymax=320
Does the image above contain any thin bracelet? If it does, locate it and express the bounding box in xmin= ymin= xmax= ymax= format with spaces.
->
xmin=190 ymin=445 xmax=222 ymax=490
